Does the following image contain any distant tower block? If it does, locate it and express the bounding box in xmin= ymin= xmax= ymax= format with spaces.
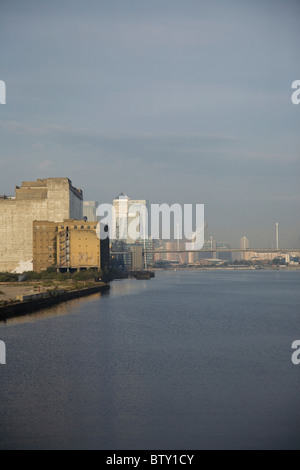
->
xmin=240 ymin=236 xmax=249 ymax=250
xmin=83 ymin=201 xmax=99 ymax=222
xmin=240 ymin=236 xmax=249 ymax=261
xmin=276 ymin=223 xmax=279 ymax=250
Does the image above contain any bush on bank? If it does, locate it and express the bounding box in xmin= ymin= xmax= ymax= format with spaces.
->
xmin=0 ymin=267 xmax=120 ymax=283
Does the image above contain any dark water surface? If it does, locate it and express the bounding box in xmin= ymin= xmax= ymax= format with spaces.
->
xmin=0 ymin=270 xmax=299 ymax=449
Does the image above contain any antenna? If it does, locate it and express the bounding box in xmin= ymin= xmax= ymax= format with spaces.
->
xmin=143 ymin=209 xmax=147 ymax=271
xmin=177 ymin=223 xmax=180 ymax=263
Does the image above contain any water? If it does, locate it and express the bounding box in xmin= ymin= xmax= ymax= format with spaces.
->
xmin=0 ymin=270 xmax=299 ymax=450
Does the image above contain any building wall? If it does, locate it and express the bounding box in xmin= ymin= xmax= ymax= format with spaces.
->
xmin=243 ymin=251 xmax=279 ymax=262
xmin=69 ymin=188 xmax=83 ymax=220
xmin=83 ymin=201 xmax=98 ymax=222
xmin=100 ymin=227 xmax=110 ymax=272
xmin=33 ymin=220 xmax=108 ymax=272
xmin=57 ymin=221 xmax=100 ymax=270
xmin=113 ymin=194 xmax=149 ymax=243
xmin=33 ymin=222 xmax=57 ymax=272
xmin=0 ymin=198 xmax=48 ymax=273
xmin=135 ymin=238 xmax=155 ymax=267
xmin=71 ymin=230 xmax=100 ymax=269
xmin=188 ymin=251 xmax=198 ymax=264
xmin=47 ymin=178 xmax=83 ymax=222
xmin=239 ymin=236 xmax=250 ymax=261
xmin=130 ymin=246 xmax=143 ymax=271
xmin=0 ymin=178 xmax=83 ymax=273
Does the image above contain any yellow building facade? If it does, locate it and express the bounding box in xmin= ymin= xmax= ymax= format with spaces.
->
xmin=57 ymin=221 xmax=100 ymax=271
xmin=33 ymin=220 xmax=109 ymax=272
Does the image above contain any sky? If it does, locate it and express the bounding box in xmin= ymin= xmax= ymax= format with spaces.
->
xmin=0 ymin=0 xmax=299 ymax=248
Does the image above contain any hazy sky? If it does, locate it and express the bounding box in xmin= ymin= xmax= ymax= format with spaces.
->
xmin=0 ymin=0 xmax=299 ymax=247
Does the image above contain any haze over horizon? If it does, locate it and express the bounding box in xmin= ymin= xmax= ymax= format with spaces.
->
xmin=0 ymin=0 xmax=299 ymax=248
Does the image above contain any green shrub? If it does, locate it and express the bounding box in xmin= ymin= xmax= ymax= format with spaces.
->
xmin=0 ymin=272 xmax=19 ymax=282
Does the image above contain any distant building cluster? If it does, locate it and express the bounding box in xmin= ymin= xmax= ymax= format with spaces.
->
xmin=0 ymin=179 xmax=298 ymax=274
xmin=111 ymin=193 xmax=154 ymax=271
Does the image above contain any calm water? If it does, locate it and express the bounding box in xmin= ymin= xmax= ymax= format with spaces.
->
xmin=0 ymin=270 xmax=299 ymax=450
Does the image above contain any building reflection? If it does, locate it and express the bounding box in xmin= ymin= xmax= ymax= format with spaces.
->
xmin=0 ymin=291 xmax=109 ymax=327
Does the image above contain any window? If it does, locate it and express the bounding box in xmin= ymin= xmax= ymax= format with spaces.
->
xmin=81 ymin=226 xmax=84 ymax=229
xmin=87 ymin=226 xmax=90 ymax=230
xmin=61 ymin=226 xmax=64 ymax=229
xmin=74 ymin=225 xmax=77 ymax=229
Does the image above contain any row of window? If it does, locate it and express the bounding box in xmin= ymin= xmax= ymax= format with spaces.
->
xmin=35 ymin=225 xmax=97 ymax=230
xmin=60 ymin=225 xmax=97 ymax=230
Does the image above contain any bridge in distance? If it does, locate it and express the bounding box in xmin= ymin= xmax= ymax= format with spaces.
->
xmin=111 ymin=248 xmax=300 ymax=255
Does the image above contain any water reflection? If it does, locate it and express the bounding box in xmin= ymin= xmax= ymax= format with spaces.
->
xmin=0 ymin=279 xmax=149 ymax=328
xmin=109 ymin=279 xmax=149 ymax=298
xmin=1 ymin=271 xmax=299 ymax=449
xmin=0 ymin=291 xmax=109 ymax=327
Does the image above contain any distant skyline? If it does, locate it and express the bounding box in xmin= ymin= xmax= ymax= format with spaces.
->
xmin=0 ymin=0 xmax=299 ymax=248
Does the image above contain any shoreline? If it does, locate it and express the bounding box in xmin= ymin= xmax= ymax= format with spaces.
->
xmin=0 ymin=284 xmax=110 ymax=321
xmin=152 ymin=266 xmax=300 ymax=271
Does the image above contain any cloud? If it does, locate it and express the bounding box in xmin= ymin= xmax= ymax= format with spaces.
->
xmin=37 ymin=159 xmax=56 ymax=172
xmin=0 ymin=1 xmax=299 ymax=246
xmin=245 ymin=152 xmax=300 ymax=162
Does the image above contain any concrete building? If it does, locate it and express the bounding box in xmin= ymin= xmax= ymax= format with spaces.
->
xmin=165 ymin=241 xmax=178 ymax=262
xmin=239 ymin=236 xmax=249 ymax=261
xmin=188 ymin=249 xmax=200 ymax=264
xmin=0 ymin=178 xmax=83 ymax=273
xmin=57 ymin=221 xmax=100 ymax=271
xmin=83 ymin=201 xmax=99 ymax=222
xmin=113 ymin=193 xmax=130 ymax=240
xmin=243 ymin=251 xmax=286 ymax=263
xmin=135 ymin=238 xmax=155 ymax=267
xmin=33 ymin=221 xmax=58 ymax=272
xmin=113 ymin=193 xmax=149 ymax=243
xmin=130 ymin=246 xmax=144 ymax=271
xmin=177 ymin=240 xmax=187 ymax=265
xmin=240 ymin=236 xmax=249 ymax=250
xmin=33 ymin=219 xmax=109 ymax=272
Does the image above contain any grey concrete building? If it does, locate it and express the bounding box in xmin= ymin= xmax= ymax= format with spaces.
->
xmin=0 ymin=178 xmax=83 ymax=273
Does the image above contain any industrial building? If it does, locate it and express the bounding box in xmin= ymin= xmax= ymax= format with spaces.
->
xmin=33 ymin=220 xmax=109 ymax=273
xmin=130 ymin=246 xmax=144 ymax=271
xmin=0 ymin=178 xmax=83 ymax=273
